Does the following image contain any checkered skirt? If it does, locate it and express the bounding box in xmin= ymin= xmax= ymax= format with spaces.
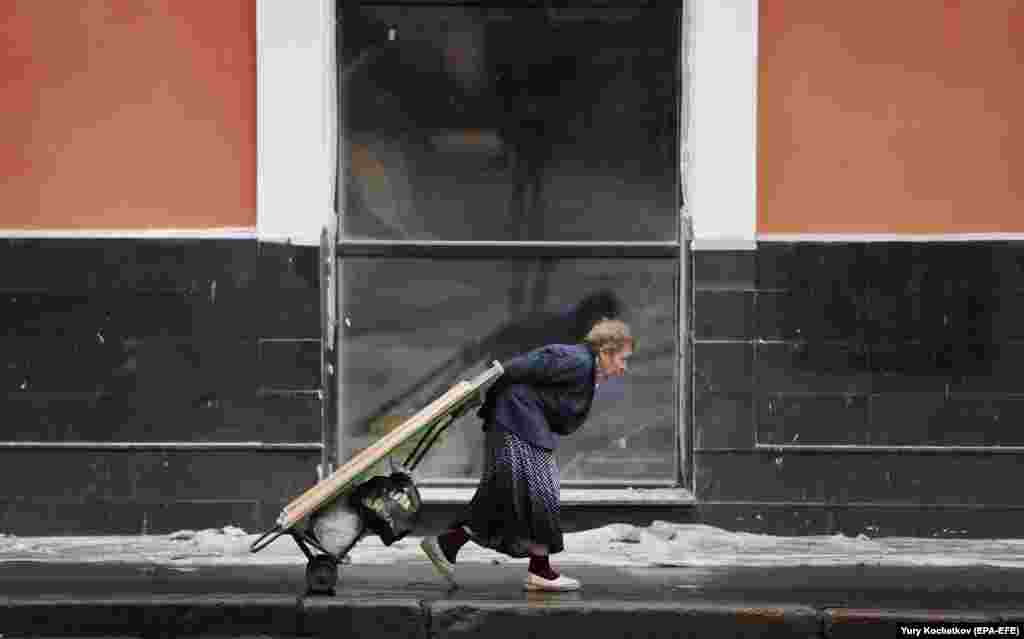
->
xmin=454 ymin=426 xmax=563 ymax=558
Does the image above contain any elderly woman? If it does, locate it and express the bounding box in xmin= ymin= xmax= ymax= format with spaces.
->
xmin=421 ymin=319 xmax=633 ymax=591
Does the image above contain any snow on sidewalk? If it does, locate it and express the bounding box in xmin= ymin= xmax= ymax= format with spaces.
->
xmin=2 ymin=523 xmax=1024 ymax=569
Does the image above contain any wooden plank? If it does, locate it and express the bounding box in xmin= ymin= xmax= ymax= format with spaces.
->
xmin=278 ymin=385 xmax=466 ymax=525
xmin=275 ymin=362 xmax=503 ymax=529
xmin=278 ymin=383 xmax=469 ymax=528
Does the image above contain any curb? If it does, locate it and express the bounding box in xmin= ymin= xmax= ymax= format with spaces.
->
xmin=300 ymin=596 xmax=425 ymax=638
xmin=825 ymin=608 xmax=1024 ymax=638
xmin=430 ymin=600 xmax=822 ymax=638
xmin=0 ymin=595 xmax=302 ymax=636
xmin=1 ymin=596 xmax=1022 ymax=638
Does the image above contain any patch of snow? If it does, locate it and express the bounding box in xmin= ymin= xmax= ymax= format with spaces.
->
xmin=647 ymin=521 xmax=679 ymax=541
xmin=168 ymin=530 xmax=197 ymax=541
xmin=5 ymin=542 xmax=33 ymax=553
xmin=3 ymin=523 xmax=1024 ymax=569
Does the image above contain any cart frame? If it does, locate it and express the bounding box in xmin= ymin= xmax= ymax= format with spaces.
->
xmin=249 ymin=361 xmax=503 ymax=595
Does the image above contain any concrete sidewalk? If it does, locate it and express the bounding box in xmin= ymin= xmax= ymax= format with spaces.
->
xmin=2 ymin=525 xmax=1024 ymax=637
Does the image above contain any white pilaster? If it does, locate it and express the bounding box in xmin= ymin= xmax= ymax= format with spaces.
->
xmin=684 ymin=0 xmax=758 ymax=251
xmin=257 ymin=0 xmax=337 ymax=245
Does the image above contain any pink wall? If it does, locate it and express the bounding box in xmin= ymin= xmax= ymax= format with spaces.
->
xmin=759 ymin=0 xmax=1024 ymax=234
xmin=0 ymin=0 xmax=256 ymax=230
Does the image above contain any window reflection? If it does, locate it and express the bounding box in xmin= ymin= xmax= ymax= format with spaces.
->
xmin=339 ymin=258 xmax=677 ymax=481
xmin=340 ymin=5 xmax=679 ymax=241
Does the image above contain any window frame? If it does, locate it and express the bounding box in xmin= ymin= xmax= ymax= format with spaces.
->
xmin=334 ymin=2 xmax=690 ymax=490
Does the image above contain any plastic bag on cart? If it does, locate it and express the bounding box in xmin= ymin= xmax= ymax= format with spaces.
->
xmin=348 ymin=467 xmax=422 ymax=546
xmin=309 ymin=497 xmax=365 ymax=557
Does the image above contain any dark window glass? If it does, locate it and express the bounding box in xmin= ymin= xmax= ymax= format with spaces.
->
xmin=339 ymin=258 xmax=677 ymax=481
xmin=339 ymin=5 xmax=679 ymax=241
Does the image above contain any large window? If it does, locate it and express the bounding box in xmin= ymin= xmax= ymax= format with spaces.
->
xmin=337 ymin=3 xmax=682 ymax=484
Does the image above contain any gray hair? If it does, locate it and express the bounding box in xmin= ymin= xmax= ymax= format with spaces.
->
xmin=583 ymin=318 xmax=634 ymax=354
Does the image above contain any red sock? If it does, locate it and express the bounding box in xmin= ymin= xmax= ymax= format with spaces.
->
xmin=438 ymin=527 xmax=470 ymax=563
xmin=528 ymin=554 xmax=559 ymax=580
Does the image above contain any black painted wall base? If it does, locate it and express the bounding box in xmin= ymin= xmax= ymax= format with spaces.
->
xmin=0 ymin=238 xmax=322 ymax=536
xmin=5 ymin=238 xmax=1024 ymax=536
xmin=693 ymin=242 xmax=1024 ymax=537
xmin=694 ymin=503 xmax=1024 ymax=539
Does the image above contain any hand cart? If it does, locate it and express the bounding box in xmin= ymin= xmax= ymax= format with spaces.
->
xmin=249 ymin=361 xmax=504 ymax=595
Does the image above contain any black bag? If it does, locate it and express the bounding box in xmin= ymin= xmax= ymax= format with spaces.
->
xmin=348 ymin=470 xmax=422 ymax=546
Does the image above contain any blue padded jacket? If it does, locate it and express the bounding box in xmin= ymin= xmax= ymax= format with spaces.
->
xmin=477 ymin=343 xmax=598 ymax=451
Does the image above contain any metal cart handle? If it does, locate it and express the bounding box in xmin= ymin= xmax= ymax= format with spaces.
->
xmin=250 ymin=526 xmax=285 ymax=553
xmin=469 ymin=361 xmax=504 ymax=389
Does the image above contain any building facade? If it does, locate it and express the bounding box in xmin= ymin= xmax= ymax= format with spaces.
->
xmin=1 ymin=0 xmax=1022 ymax=537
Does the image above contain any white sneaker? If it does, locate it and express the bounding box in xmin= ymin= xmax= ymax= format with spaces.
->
xmin=420 ymin=536 xmax=457 ymax=587
xmin=524 ymin=571 xmax=581 ymax=592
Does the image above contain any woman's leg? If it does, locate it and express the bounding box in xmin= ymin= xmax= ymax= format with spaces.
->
xmin=435 ymin=431 xmax=496 ymax=564
xmin=522 ymin=444 xmax=572 ymax=584
xmin=436 ymin=525 xmax=473 ymax=563
xmin=527 ymin=542 xmax=560 ymax=580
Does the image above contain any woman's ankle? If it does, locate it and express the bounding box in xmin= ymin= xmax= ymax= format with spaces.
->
xmin=528 ymin=554 xmax=559 ymax=580
xmin=526 ymin=543 xmax=549 ymax=556
xmin=438 ymin=527 xmax=470 ymax=563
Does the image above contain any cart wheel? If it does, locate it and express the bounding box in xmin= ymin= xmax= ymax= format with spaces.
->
xmin=305 ymin=555 xmax=339 ymax=596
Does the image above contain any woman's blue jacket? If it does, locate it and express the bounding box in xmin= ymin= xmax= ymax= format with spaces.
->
xmin=477 ymin=343 xmax=598 ymax=451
